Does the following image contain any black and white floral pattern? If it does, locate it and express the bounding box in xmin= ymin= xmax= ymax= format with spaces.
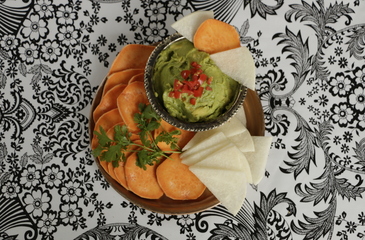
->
xmin=0 ymin=0 xmax=364 ymax=239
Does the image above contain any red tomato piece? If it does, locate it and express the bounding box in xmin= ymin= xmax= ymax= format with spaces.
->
xmin=181 ymin=70 xmax=190 ymax=79
xmin=174 ymin=79 xmax=183 ymax=90
xmin=194 ymin=87 xmax=204 ymax=97
xmin=190 ymin=98 xmax=196 ymax=105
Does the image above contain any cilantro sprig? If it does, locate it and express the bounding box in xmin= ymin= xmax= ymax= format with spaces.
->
xmin=92 ymin=103 xmax=181 ymax=170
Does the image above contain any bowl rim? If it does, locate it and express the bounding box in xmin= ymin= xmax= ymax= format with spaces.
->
xmin=144 ymin=33 xmax=248 ymax=132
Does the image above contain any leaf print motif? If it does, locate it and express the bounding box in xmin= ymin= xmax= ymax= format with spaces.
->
xmin=353 ymin=138 xmax=365 ymax=168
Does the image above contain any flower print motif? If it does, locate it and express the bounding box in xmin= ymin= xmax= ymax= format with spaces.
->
xmin=5 ymin=66 xmax=18 ymax=78
xmin=20 ymin=164 xmax=41 ymax=189
xmin=7 ymin=55 xmax=19 ymax=68
xmin=59 ymin=203 xmax=81 ymax=225
xmin=345 ymin=221 xmax=357 ymax=233
xmin=15 ymin=108 xmax=26 ymax=119
xmin=334 ymin=46 xmax=343 ymax=56
xmin=329 ymin=72 xmax=352 ymax=97
xmin=21 ymin=13 xmax=49 ymax=41
xmin=0 ymin=35 xmax=19 ymax=51
xmin=43 ymin=164 xmax=64 ymax=189
xmin=40 ymin=39 xmax=62 ymax=63
xmin=37 ymin=210 xmax=58 ymax=235
xmin=328 ymin=55 xmax=336 ymax=65
xmin=357 ymin=113 xmax=365 ymax=130
xmin=143 ymin=21 xmax=168 ymax=43
xmin=18 ymin=41 xmax=39 ymax=64
xmin=353 ymin=65 xmax=365 ymax=86
xmin=108 ymin=43 xmax=116 ymax=52
xmin=56 ymin=4 xmax=78 ymax=25
xmin=56 ymin=25 xmax=80 ymax=47
xmin=146 ymin=2 xmax=167 ymax=21
xmin=330 ymin=102 xmax=354 ymax=127
xmin=23 ymin=189 xmax=51 ymax=218
xmin=167 ymin=0 xmax=185 ymax=14
xmin=338 ymin=57 xmax=348 ymax=68
xmin=34 ymin=0 xmax=54 ymax=19
xmin=59 ymin=178 xmax=84 ymax=203
xmin=96 ymin=35 xmax=107 ymax=46
xmin=177 ymin=215 xmax=194 ymax=233
xmin=349 ymin=85 xmax=365 ymax=113
xmin=1 ymin=181 xmax=20 ymax=199
xmin=358 ymin=212 xmax=365 ymax=225
xmin=117 ymin=33 xmax=128 ymax=45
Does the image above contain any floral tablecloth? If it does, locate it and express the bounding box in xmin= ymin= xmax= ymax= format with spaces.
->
xmin=1 ymin=0 xmax=365 ymax=239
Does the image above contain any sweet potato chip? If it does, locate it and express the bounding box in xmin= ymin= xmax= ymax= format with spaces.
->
xmin=91 ymin=108 xmax=123 ymax=150
xmin=155 ymin=120 xmax=195 ymax=152
xmin=102 ymin=69 xmax=144 ymax=95
xmin=108 ymin=45 xmax=155 ymax=75
xmin=171 ymin=10 xmax=214 ymax=42
xmin=128 ymin=72 xmax=144 ymax=84
xmin=156 ymin=153 xmax=206 ymax=200
xmin=193 ymin=19 xmax=240 ymax=54
xmin=117 ymin=81 xmax=149 ymax=133
xmin=93 ymin=84 xmax=127 ymax=123
xmin=124 ymin=152 xmax=164 ymax=199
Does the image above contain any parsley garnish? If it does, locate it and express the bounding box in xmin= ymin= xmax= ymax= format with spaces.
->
xmin=92 ymin=103 xmax=181 ymax=170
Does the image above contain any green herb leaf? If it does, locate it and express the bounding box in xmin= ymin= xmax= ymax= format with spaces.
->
xmin=92 ymin=103 xmax=182 ymax=170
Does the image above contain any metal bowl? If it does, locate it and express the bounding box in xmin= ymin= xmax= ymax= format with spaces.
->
xmin=144 ymin=33 xmax=247 ymax=132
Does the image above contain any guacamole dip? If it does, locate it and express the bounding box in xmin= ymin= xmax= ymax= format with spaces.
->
xmin=153 ymin=39 xmax=239 ymax=122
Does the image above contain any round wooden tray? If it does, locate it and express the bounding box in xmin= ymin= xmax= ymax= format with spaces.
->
xmin=89 ymin=75 xmax=265 ymax=215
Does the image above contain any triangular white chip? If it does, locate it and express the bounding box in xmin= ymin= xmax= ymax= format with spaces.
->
xmin=213 ymin=116 xmax=246 ymax=137
xmin=243 ymin=136 xmax=272 ymax=185
xmin=193 ymin=143 xmax=253 ymax=183
xmin=229 ymin=130 xmax=254 ymax=152
xmin=210 ymin=46 xmax=256 ymax=90
xmin=171 ymin=11 xmax=214 ymax=42
xmin=181 ymin=141 xmax=228 ymax=167
xmin=181 ymin=132 xmax=229 ymax=166
xmin=189 ymin=167 xmax=247 ymax=215
xmin=182 ymin=131 xmax=225 ymax=153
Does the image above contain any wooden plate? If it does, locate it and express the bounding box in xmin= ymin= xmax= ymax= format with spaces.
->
xmin=89 ymin=75 xmax=265 ymax=215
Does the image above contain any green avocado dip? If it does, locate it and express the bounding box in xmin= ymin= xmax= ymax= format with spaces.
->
xmin=152 ymin=39 xmax=240 ymax=123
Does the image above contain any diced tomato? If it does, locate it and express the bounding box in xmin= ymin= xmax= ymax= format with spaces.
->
xmin=186 ymin=79 xmax=199 ymax=90
xmin=169 ymin=90 xmax=182 ymax=98
xmin=191 ymin=62 xmax=201 ymax=69
xmin=190 ymin=98 xmax=196 ymax=105
xmin=199 ymin=73 xmax=207 ymax=81
xmin=181 ymin=84 xmax=194 ymax=95
xmin=207 ymin=77 xmax=213 ymax=85
xmin=206 ymin=86 xmax=212 ymax=91
xmin=174 ymin=79 xmax=183 ymax=90
xmin=181 ymin=70 xmax=190 ymax=79
xmin=193 ymin=86 xmax=204 ymax=97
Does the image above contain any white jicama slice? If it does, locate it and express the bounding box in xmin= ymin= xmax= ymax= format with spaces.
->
xmin=243 ymin=136 xmax=272 ymax=185
xmin=193 ymin=143 xmax=253 ymax=183
xmin=189 ymin=166 xmax=247 ymax=215
xmin=182 ymin=130 xmax=224 ymax=153
xmin=183 ymin=116 xmax=247 ymax=152
xmin=210 ymin=46 xmax=256 ymax=90
xmin=214 ymin=116 xmax=246 ymax=137
xmin=180 ymin=141 xmax=229 ymax=166
xmin=171 ymin=11 xmax=214 ymax=42
xmin=182 ymin=131 xmax=213 ymax=152
xmin=229 ymin=129 xmax=254 ymax=153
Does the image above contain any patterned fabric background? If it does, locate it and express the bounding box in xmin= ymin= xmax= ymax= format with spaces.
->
xmin=0 ymin=0 xmax=365 ymax=239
